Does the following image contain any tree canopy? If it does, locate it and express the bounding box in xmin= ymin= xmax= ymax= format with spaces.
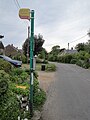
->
xmin=22 ymin=34 xmax=45 ymax=56
xmin=75 ymin=43 xmax=85 ymax=52
xmin=75 ymin=40 xmax=90 ymax=53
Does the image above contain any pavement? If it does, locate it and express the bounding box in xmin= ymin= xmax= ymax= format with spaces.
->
xmin=40 ymin=63 xmax=90 ymax=120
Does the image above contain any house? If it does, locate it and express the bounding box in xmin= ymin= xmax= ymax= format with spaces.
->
xmin=5 ymin=44 xmax=19 ymax=57
xmin=61 ymin=49 xmax=78 ymax=56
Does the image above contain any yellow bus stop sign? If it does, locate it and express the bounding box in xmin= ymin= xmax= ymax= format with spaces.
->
xmin=19 ymin=8 xmax=30 ymax=20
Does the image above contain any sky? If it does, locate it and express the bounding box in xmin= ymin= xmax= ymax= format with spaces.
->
xmin=0 ymin=0 xmax=90 ymax=52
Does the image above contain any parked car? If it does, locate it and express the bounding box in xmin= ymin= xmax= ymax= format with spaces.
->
xmin=0 ymin=55 xmax=22 ymax=67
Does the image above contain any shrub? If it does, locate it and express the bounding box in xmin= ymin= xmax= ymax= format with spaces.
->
xmin=0 ymin=59 xmax=12 ymax=73
xmin=33 ymin=89 xmax=46 ymax=107
xmin=10 ymin=68 xmax=23 ymax=76
xmin=70 ymin=59 xmax=77 ymax=64
xmin=82 ymin=59 xmax=90 ymax=69
xmin=10 ymin=68 xmax=29 ymax=84
xmin=0 ymin=70 xmax=20 ymax=120
xmin=64 ymin=54 xmax=73 ymax=63
xmin=0 ymin=70 xmax=9 ymax=96
xmin=0 ymin=91 xmax=20 ymax=120
xmin=13 ymin=53 xmax=27 ymax=64
xmin=33 ymin=79 xmax=46 ymax=108
xmin=21 ymin=54 xmax=27 ymax=63
xmin=11 ymin=83 xmax=29 ymax=96
xmin=46 ymin=64 xmax=56 ymax=72
xmin=76 ymin=60 xmax=84 ymax=67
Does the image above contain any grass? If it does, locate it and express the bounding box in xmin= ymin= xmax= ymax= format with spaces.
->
xmin=22 ymin=63 xmax=56 ymax=72
xmin=22 ymin=63 xmax=41 ymax=71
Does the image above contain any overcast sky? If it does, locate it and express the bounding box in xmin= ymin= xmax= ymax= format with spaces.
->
xmin=0 ymin=0 xmax=90 ymax=52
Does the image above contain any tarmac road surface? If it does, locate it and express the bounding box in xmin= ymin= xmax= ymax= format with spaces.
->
xmin=41 ymin=63 xmax=90 ymax=120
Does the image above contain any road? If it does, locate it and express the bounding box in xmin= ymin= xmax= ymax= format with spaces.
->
xmin=41 ymin=63 xmax=90 ymax=120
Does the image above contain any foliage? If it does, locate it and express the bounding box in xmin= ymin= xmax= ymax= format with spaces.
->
xmin=0 ymin=70 xmax=20 ymax=120
xmin=22 ymin=34 xmax=45 ymax=56
xmin=13 ymin=53 xmax=27 ymax=63
xmin=0 ymin=59 xmax=12 ymax=73
xmin=48 ymin=45 xmax=60 ymax=62
xmin=70 ymin=59 xmax=77 ymax=64
xmin=0 ymin=91 xmax=20 ymax=120
xmin=0 ymin=70 xmax=9 ymax=96
xmin=46 ymin=63 xmax=56 ymax=72
xmin=38 ymin=48 xmax=48 ymax=60
xmin=57 ymin=54 xmax=73 ymax=63
xmin=75 ymin=43 xmax=85 ymax=52
xmin=48 ymin=54 xmax=58 ymax=62
xmin=51 ymin=45 xmax=60 ymax=55
xmin=33 ymin=79 xmax=46 ymax=108
xmin=76 ymin=60 xmax=84 ymax=67
xmin=10 ymin=83 xmax=29 ymax=96
xmin=75 ymin=40 xmax=90 ymax=53
xmin=10 ymin=68 xmax=29 ymax=84
xmin=0 ymin=64 xmax=46 ymax=119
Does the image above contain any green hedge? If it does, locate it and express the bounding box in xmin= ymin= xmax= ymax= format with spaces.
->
xmin=0 ymin=70 xmax=20 ymax=120
xmin=0 ymin=59 xmax=12 ymax=73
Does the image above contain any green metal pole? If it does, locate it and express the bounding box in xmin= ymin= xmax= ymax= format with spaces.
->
xmin=30 ymin=10 xmax=34 ymax=116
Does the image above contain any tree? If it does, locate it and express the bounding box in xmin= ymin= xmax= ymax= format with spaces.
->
xmin=51 ymin=45 xmax=60 ymax=55
xmin=22 ymin=34 xmax=45 ymax=56
xmin=38 ymin=48 xmax=48 ymax=59
xmin=84 ymin=40 xmax=90 ymax=53
xmin=48 ymin=45 xmax=60 ymax=61
xmin=75 ymin=43 xmax=85 ymax=52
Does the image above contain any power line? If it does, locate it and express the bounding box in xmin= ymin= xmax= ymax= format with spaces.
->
xmin=13 ymin=0 xmax=20 ymax=9
xmin=15 ymin=0 xmax=21 ymax=8
xmin=13 ymin=0 xmax=28 ymax=26
xmin=44 ymin=34 xmax=88 ymax=47
xmin=70 ymin=34 xmax=87 ymax=44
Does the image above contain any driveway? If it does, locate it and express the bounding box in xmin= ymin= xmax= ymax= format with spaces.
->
xmin=38 ymin=71 xmax=55 ymax=92
xmin=40 ymin=63 xmax=90 ymax=120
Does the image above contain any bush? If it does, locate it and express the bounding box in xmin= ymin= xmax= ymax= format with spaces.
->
xmin=64 ymin=54 xmax=73 ymax=63
xmin=0 ymin=70 xmax=20 ymax=120
xmin=11 ymin=83 xmax=29 ymax=96
xmin=0 ymin=70 xmax=9 ymax=96
xmin=33 ymin=89 xmax=46 ymax=107
xmin=46 ymin=64 xmax=56 ymax=72
xmin=0 ymin=59 xmax=12 ymax=73
xmin=70 ymin=59 xmax=77 ymax=64
xmin=13 ymin=53 xmax=27 ymax=64
xmin=0 ymin=91 xmax=20 ymax=120
xmin=76 ymin=60 xmax=84 ymax=67
xmin=82 ymin=59 xmax=90 ymax=69
xmin=33 ymin=79 xmax=46 ymax=108
xmin=10 ymin=68 xmax=29 ymax=84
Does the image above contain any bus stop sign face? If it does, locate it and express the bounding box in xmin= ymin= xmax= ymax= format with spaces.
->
xmin=19 ymin=8 xmax=30 ymax=20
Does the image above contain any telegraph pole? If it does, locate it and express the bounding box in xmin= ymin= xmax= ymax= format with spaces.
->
xmin=29 ymin=10 xmax=34 ymax=116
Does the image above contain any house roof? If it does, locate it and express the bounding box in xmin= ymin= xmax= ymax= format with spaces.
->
xmin=64 ymin=49 xmax=78 ymax=54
